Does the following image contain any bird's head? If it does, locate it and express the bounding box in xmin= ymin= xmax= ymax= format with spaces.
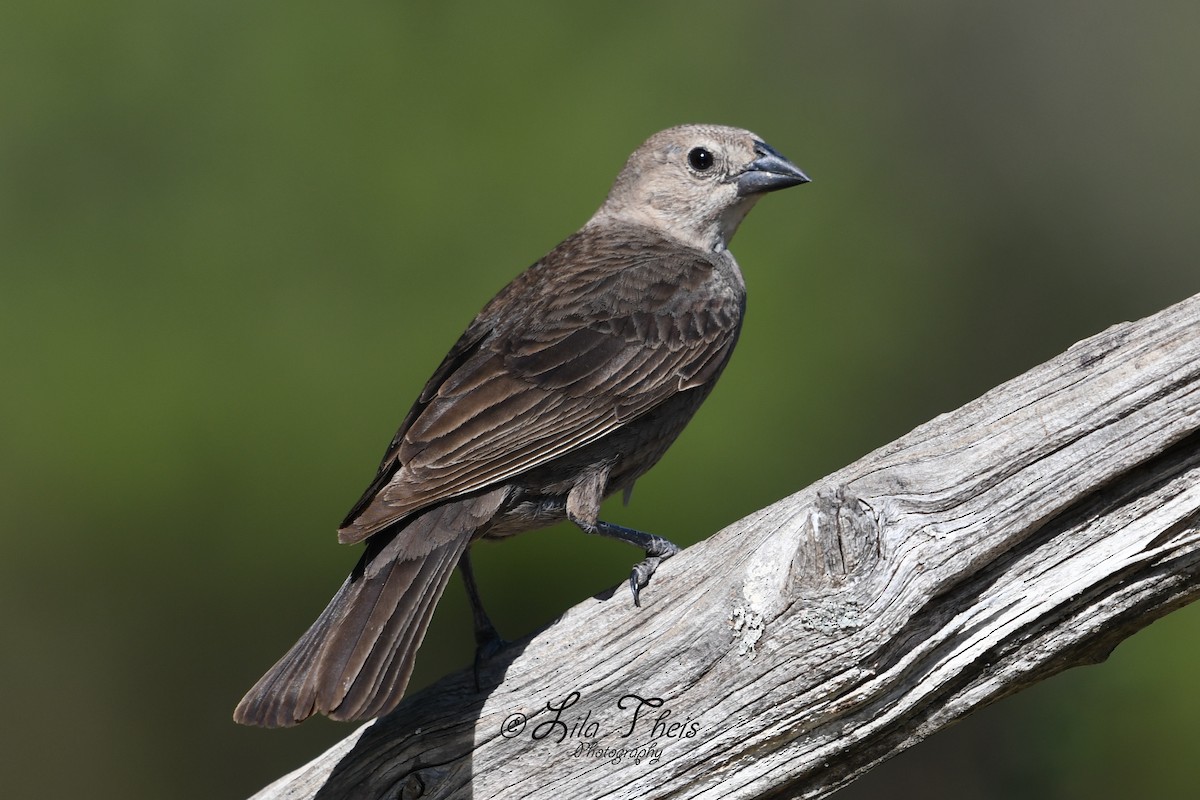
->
xmin=594 ymin=124 xmax=810 ymax=252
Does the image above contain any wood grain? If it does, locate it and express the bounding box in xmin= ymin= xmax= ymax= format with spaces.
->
xmin=246 ymin=291 xmax=1200 ymax=800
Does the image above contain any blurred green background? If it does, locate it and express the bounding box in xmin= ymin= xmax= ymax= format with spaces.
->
xmin=2 ymin=1 xmax=1198 ymax=798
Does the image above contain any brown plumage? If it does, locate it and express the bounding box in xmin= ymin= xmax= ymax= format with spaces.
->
xmin=234 ymin=124 xmax=809 ymax=727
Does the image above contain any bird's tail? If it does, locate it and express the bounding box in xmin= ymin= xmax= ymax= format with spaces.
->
xmin=233 ymin=489 xmax=506 ymax=727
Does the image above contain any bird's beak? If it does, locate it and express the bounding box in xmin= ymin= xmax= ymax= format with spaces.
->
xmin=735 ymin=141 xmax=811 ymax=197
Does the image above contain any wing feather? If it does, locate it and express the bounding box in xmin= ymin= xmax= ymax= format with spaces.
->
xmin=339 ymin=228 xmax=745 ymax=542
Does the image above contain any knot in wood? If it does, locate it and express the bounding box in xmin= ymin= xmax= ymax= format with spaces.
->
xmin=788 ymin=487 xmax=882 ymax=592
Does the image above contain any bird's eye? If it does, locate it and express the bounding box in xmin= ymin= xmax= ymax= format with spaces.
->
xmin=687 ymin=147 xmax=714 ymax=172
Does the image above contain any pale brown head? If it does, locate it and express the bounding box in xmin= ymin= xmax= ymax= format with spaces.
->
xmin=592 ymin=124 xmax=809 ymax=252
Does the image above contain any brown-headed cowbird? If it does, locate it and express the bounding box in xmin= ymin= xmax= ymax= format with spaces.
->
xmin=234 ymin=124 xmax=809 ymax=727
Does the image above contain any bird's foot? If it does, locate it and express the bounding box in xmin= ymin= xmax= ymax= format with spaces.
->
xmin=569 ymin=516 xmax=682 ymax=607
xmin=628 ymin=537 xmax=680 ymax=607
xmin=472 ymin=627 xmax=508 ymax=692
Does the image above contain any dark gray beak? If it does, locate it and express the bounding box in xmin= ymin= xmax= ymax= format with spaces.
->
xmin=736 ymin=141 xmax=811 ymax=197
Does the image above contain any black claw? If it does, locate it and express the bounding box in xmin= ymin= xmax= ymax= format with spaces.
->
xmin=628 ymin=545 xmax=679 ymax=606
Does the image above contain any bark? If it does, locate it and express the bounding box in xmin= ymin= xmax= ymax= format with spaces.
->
xmin=246 ymin=292 xmax=1200 ymax=800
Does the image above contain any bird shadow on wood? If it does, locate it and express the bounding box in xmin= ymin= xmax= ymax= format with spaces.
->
xmin=314 ymin=636 xmax=531 ymax=800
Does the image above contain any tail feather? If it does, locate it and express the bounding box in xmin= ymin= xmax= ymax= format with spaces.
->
xmin=331 ymin=539 xmax=461 ymax=720
xmin=233 ymin=488 xmax=506 ymax=727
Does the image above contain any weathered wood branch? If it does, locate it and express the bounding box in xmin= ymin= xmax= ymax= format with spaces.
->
xmin=247 ymin=292 xmax=1200 ymax=800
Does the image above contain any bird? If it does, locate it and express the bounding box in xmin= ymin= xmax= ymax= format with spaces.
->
xmin=233 ymin=124 xmax=809 ymax=727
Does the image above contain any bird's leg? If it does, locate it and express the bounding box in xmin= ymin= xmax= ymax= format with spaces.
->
xmin=568 ymin=511 xmax=680 ymax=607
xmin=566 ymin=465 xmax=680 ymax=606
xmin=458 ymin=548 xmax=504 ymax=690
xmin=595 ymin=520 xmax=680 ymax=607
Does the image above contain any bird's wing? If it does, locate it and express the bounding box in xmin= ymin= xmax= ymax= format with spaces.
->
xmin=338 ymin=230 xmax=744 ymax=542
